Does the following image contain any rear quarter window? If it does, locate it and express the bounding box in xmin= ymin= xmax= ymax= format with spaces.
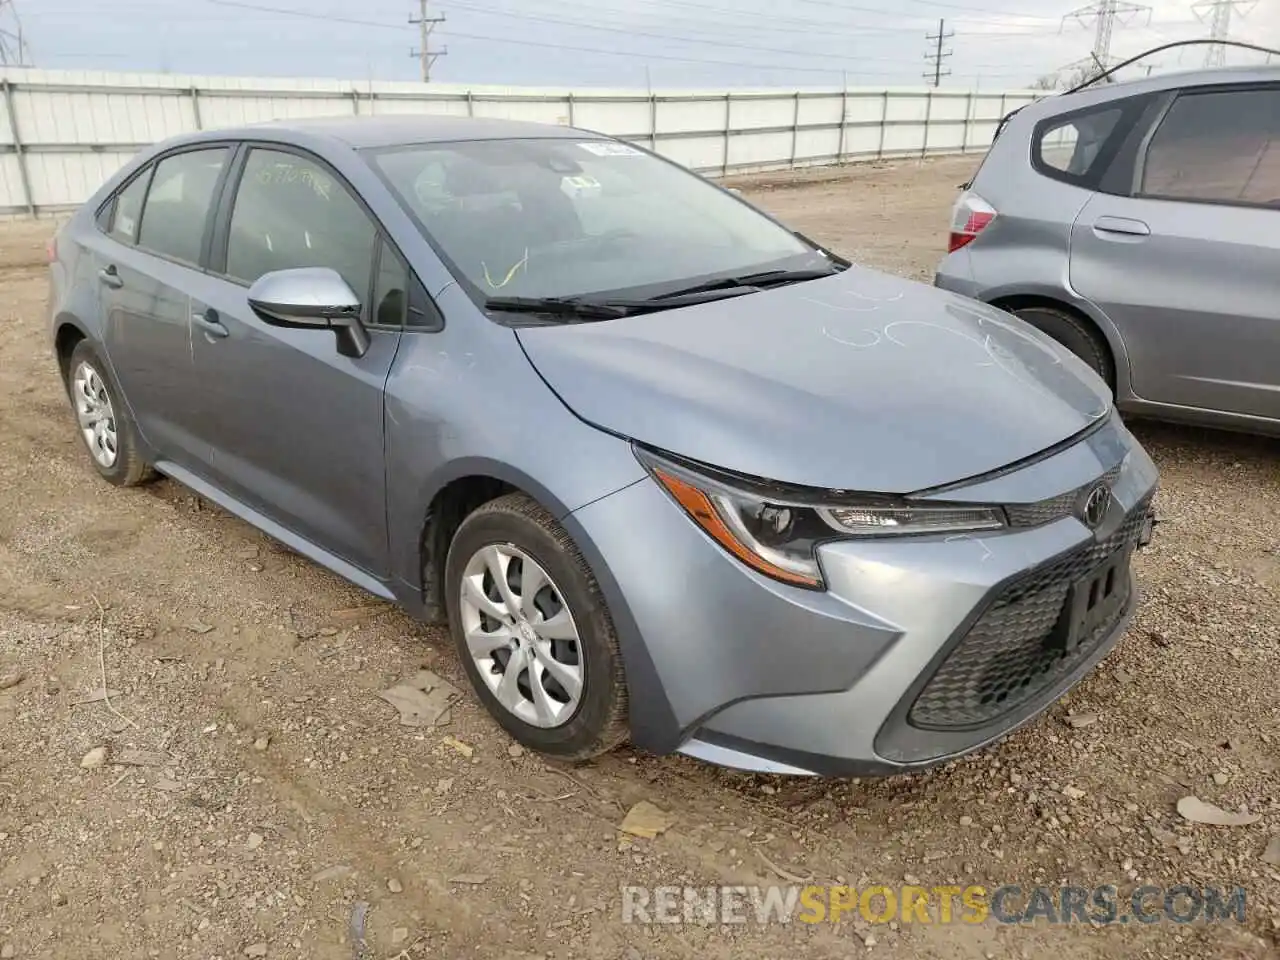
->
xmin=1033 ymin=105 xmax=1124 ymax=185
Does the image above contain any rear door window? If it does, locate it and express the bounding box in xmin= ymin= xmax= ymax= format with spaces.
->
xmin=136 ymin=148 xmax=231 ymax=266
xmin=1139 ymin=87 xmax=1280 ymax=206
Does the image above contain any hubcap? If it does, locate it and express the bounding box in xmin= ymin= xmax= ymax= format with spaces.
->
xmin=459 ymin=544 xmax=584 ymax=729
xmin=71 ymin=362 xmax=118 ymax=469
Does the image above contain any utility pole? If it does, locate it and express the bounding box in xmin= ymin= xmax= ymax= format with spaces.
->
xmin=923 ymin=18 xmax=953 ymax=86
xmin=1062 ymin=0 xmax=1151 ymax=74
xmin=0 ymin=0 xmax=32 ymax=67
xmin=409 ymin=0 xmax=446 ymax=83
xmin=1193 ymin=0 xmax=1255 ymax=67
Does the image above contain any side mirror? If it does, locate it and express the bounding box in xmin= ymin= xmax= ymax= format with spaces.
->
xmin=247 ymin=267 xmax=370 ymax=358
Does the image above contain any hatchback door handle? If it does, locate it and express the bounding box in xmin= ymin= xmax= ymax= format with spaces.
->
xmin=1092 ymin=216 xmax=1150 ymax=238
xmin=192 ymin=309 xmax=229 ymax=340
xmin=98 ymin=265 xmax=124 ymax=289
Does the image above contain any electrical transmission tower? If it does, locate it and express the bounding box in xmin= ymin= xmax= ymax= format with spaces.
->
xmin=1193 ymin=0 xmax=1255 ymax=67
xmin=409 ymin=0 xmax=446 ymax=82
xmin=924 ymin=19 xmax=954 ymax=86
xmin=1062 ymin=0 xmax=1151 ymax=73
xmin=0 ymin=0 xmax=32 ymax=67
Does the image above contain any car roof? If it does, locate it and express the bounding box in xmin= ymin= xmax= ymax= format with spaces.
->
xmin=1014 ymin=63 xmax=1280 ymax=122
xmin=163 ymin=114 xmax=601 ymax=152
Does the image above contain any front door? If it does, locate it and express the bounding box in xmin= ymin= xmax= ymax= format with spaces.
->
xmin=185 ymin=146 xmax=405 ymax=578
xmin=1069 ymin=83 xmax=1280 ymax=420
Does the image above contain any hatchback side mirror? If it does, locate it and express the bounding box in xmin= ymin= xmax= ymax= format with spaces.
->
xmin=247 ymin=267 xmax=370 ymax=358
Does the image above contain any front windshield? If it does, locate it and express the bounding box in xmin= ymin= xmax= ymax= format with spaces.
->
xmin=367 ymin=137 xmax=819 ymax=302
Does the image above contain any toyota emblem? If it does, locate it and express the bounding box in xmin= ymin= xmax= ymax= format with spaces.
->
xmin=1081 ymin=484 xmax=1111 ymax=529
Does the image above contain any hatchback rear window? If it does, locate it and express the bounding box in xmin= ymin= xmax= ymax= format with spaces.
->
xmin=1034 ymin=106 xmax=1123 ymax=182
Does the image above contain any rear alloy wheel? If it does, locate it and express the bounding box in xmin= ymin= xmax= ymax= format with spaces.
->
xmin=444 ymin=493 xmax=628 ymax=760
xmin=1012 ymin=305 xmax=1115 ymax=391
xmin=66 ymin=340 xmax=155 ymax=487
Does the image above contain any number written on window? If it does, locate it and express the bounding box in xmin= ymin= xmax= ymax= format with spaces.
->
xmin=226 ymin=149 xmax=377 ymax=314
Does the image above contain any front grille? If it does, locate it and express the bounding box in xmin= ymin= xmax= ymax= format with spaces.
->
xmin=908 ymin=496 xmax=1151 ymax=730
xmin=1005 ymin=464 xmax=1123 ymax=528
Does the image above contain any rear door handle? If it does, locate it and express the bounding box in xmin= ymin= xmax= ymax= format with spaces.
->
xmin=192 ymin=309 xmax=229 ymax=340
xmin=98 ymin=265 xmax=124 ymax=289
xmin=1092 ymin=216 xmax=1150 ymax=238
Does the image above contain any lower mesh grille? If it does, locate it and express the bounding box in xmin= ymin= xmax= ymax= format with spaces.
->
xmin=908 ymin=497 xmax=1151 ymax=730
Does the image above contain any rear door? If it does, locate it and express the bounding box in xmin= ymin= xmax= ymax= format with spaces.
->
xmin=92 ymin=145 xmax=232 ymax=466
xmin=1069 ymin=84 xmax=1280 ymax=418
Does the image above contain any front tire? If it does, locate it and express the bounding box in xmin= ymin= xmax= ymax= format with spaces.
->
xmin=65 ymin=341 xmax=155 ymax=487
xmin=443 ymin=493 xmax=629 ymax=761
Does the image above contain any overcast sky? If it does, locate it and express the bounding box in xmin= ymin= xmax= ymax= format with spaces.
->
xmin=11 ymin=0 xmax=1280 ymax=89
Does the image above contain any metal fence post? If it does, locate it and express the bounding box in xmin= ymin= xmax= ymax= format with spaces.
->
xmin=837 ymin=87 xmax=848 ymax=164
xmin=722 ymin=93 xmax=732 ymax=175
xmin=1 ymin=79 xmax=34 ymax=217
xmin=960 ymin=91 xmax=973 ymax=153
xmin=189 ymin=86 xmax=203 ymax=130
xmin=466 ymin=91 xmax=474 ymax=117
xmin=875 ymin=90 xmax=889 ymax=160
xmin=649 ymin=93 xmax=657 ymax=150
xmin=789 ymin=92 xmax=801 ymax=168
xmin=567 ymin=91 xmax=575 ymax=127
xmin=351 ymin=88 xmax=360 ymax=115
xmin=921 ymin=89 xmax=933 ymax=159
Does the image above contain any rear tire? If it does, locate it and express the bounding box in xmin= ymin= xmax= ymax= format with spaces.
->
xmin=1011 ymin=305 xmax=1114 ymax=390
xmin=443 ymin=493 xmax=629 ymax=761
xmin=66 ymin=340 xmax=155 ymax=487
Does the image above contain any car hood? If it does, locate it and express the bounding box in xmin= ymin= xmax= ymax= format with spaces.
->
xmin=515 ymin=266 xmax=1112 ymax=493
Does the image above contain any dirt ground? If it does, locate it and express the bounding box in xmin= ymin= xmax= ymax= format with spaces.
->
xmin=2 ymin=155 xmax=1279 ymax=960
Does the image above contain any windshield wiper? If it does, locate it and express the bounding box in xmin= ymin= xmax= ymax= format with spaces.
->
xmin=649 ymin=266 xmax=842 ymax=301
xmin=484 ymin=295 xmax=631 ymax=321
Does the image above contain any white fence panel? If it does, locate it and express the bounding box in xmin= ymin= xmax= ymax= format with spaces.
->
xmin=0 ymin=67 xmax=1043 ymax=217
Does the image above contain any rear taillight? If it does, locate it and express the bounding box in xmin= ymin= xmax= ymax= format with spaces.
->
xmin=45 ymin=235 xmax=58 ymax=264
xmin=948 ymin=191 xmax=997 ymax=253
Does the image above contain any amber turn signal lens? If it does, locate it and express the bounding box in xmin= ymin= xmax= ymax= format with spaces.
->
xmin=652 ymin=468 xmax=821 ymax=588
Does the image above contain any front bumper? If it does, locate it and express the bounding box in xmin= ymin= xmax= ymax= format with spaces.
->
xmin=565 ymin=414 xmax=1159 ymax=776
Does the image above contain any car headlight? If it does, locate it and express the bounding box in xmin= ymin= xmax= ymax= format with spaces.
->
xmin=636 ymin=447 xmax=1006 ymax=590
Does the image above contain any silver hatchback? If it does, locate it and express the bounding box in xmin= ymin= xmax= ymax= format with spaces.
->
xmin=936 ymin=65 xmax=1280 ymax=436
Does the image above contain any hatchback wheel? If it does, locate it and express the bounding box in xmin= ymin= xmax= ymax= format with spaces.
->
xmin=66 ymin=341 xmax=154 ymax=487
xmin=1012 ymin=305 xmax=1115 ymax=390
xmin=444 ymin=493 xmax=628 ymax=760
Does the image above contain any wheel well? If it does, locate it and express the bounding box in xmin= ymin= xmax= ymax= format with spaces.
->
xmin=54 ymin=323 xmax=86 ymax=386
xmin=988 ymin=294 xmax=1117 ymax=386
xmin=420 ymin=475 xmax=518 ymax=623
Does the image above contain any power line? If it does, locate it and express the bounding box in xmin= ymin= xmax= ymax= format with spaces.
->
xmin=0 ymin=0 xmax=31 ymax=66
xmin=202 ymin=0 xmax=1039 ymax=80
xmin=924 ymin=17 xmax=954 ymax=85
xmin=409 ymin=0 xmax=446 ymax=81
xmin=1192 ymin=0 xmax=1256 ymax=67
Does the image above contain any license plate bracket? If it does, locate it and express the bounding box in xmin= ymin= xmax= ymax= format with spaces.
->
xmin=1051 ymin=548 xmax=1131 ymax=653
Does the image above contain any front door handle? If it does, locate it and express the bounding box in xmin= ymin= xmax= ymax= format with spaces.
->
xmin=1092 ymin=216 xmax=1150 ymax=238
xmin=192 ymin=309 xmax=229 ymax=340
xmin=98 ymin=265 xmax=124 ymax=289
